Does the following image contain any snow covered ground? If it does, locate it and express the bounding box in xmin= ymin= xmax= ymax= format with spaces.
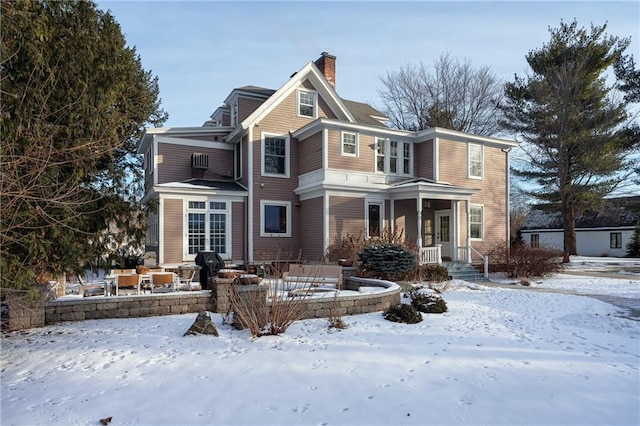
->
xmin=1 ymin=257 xmax=639 ymax=426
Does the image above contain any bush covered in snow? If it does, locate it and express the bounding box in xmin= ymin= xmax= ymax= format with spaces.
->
xmin=383 ymin=304 xmax=423 ymax=324
xmin=408 ymin=289 xmax=448 ymax=314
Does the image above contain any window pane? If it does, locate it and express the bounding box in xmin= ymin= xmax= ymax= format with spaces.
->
xmin=210 ymin=202 xmax=226 ymax=210
xmin=376 ymin=139 xmax=385 ymax=172
xmin=299 ymin=92 xmax=314 ymax=117
xmin=342 ymin=133 xmax=356 ymax=155
xmin=188 ymin=213 xmax=206 ymax=254
xmin=264 ymin=137 xmax=286 ymax=174
xmin=403 ymin=143 xmax=410 ymax=174
xmin=470 ymin=207 xmax=483 ymax=239
xmin=469 ymin=144 xmax=482 ymax=178
xmin=210 ymin=213 xmax=226 ymax=254
xmin=188 ymin=201 xmax=206 ymax=209
xmin=368 ymin=204 xmax=380 ymax=237
xmin=264 ymin=205 xmax=287 ymax=234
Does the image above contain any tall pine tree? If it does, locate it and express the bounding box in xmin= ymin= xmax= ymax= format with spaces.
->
xmin=501 ymin=20 xmax=639 ymax=262
xmin=1 ymin=1 xmax=168 ymax=290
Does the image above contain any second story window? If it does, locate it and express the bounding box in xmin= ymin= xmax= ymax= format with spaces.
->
xmin=376 ymin=138 xmax=412 ymax=175
xmin=390 ymin=141 xmax=398 ymax=173
xmin=403 ymin=143 xmax=411 ymax=175
xmin=262 ymin=132 xmax=289 ymax=177
xmin=298 ymin=89 xmax=316 ymax=118
xmin=469 ymin=143 xmax=483 ymax=179
xmin=341 ymin=131 xmax=358 ymax=156
xmin=376 ymin=137 xmax=386 ymax=172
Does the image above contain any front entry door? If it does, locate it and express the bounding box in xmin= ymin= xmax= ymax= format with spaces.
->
xmin=435 ymin=210 xmax=452 ymax=260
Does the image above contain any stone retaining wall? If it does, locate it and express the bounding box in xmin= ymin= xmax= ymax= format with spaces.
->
xmin=45 ymin=292 xmax=215 ymax=324
xmin=39 ymin=275 xmax=400 ymax=327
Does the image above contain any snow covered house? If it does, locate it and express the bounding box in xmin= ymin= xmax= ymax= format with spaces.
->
xmin=137 ymin=52 xmax=518 ymax=267
xmin=520 ymin=196 xmax=640 ymax=257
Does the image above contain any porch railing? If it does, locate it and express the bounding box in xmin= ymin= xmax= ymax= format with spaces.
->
xmin=457 ymin=246 xmax=488 ymax=279
xmin=419 ymin=245 xmax=442 ymax=265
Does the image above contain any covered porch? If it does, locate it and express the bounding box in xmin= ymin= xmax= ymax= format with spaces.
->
xmin=389 ymin=178 xmax=485 ymax=269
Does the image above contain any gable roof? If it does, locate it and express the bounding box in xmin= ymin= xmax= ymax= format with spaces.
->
xmin=522 ymin=197 xmax=640 ymax=230
xmin=224 ymin=61 xmax=357 ymax=142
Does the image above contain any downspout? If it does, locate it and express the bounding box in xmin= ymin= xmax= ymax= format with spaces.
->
xmin=248 ymin=126 xmax=254 ymax=263
xmin=503 ymin=147 xmax=512 ymax=246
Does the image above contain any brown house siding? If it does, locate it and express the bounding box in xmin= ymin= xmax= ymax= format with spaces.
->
xmin=163 ymin=198 xmax=183 ymax=263
xmin=232 ymin=202 xmax=245 ymax=262
xmin=437 ymin=139 xmax=508 ymax=255
xmin=329 ymin=196 xmax=365 ymax=239
xmin=298 ymin=131 xmax=323 ymax=175
xmin=300 ymin=196 xmax=324 ymax=261
xmin=415 ymin=139 xmax=434 ymax=179
xmin=239 ymin=97 xmax=265 ymax=122
xmin=157 ymin=142 xmax=234 ymax=184
xmin=328 ymin=131 xmax=376 ymax=172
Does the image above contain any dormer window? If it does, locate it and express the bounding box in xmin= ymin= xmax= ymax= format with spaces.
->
xmin=297 ymin=89 xmax=317 ymax=118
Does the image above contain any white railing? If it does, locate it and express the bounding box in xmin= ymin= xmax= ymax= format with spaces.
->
xmin=419 ymin=245 xmax=442 ymax=265
xmin=457 ymin=245 xmax=488 ymax=278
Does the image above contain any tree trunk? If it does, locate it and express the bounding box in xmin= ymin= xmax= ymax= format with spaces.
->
xmin=562 ymin=196 xmax=578 ymax=262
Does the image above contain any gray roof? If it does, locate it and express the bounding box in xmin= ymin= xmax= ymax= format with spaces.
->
xmin=522 ymin=196 xmax=640 ymax=230
xmin=234 ymin=86 xmax=276 ymax=98
xmin=341 ymin=99 xmax=388 ymax=128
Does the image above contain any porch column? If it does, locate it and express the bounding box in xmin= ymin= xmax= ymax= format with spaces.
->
xmin=452 ymin=200 xmax=459 ymax=261
xmin=466 ymin=200 xmax=472 ymax=263
xmin=416 ymin=198 xmax=423 ymax=248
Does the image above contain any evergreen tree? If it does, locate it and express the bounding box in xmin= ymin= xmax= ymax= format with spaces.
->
xmin=626 ymin=222 xmax=640 ymax=258
xmin=1 ymin=0 xmax=168 ymax=290
xmin=500 ymin=20 xmax=639 ymax=262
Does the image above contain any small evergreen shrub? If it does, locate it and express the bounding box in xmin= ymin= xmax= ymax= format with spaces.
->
xmin=358 ymin=244 xmax=417 ymax=280
xmin=419 ymin=264 xmax=449 ymax=282
xmin=383 ymin=304 xmax=423 ymax=324
xmin=409 ymin=290 xmax=448 ymax=314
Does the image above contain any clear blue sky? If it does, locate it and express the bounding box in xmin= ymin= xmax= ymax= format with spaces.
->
xmin=98 ymin=1 xmax=639 ymax=128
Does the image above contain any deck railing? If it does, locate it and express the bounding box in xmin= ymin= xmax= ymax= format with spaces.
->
xmin=457 ymin=245 xmax=488 ymax=278
xmin=419 ymin=245 xmax=442 ymax=265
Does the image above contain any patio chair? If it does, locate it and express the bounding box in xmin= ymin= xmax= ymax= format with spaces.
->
xmin=151 ymin=272 xmax=176 ymax=293
xmin=176 ymin=269 xmax=197 ymax=291
xmin=115 ymin=274 xmax=141 ymax=296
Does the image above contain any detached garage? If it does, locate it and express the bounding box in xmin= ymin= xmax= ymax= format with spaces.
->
xmin=520 ymin=196 xmax=639 ymax=257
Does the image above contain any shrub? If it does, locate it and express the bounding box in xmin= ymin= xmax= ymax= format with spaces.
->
xmin=419 ymin=264 xmax=449 ymax=282
xmin=408 ymin=290 xmax=448 ymax=314
xmin=626 ymin=222 xmax=640 ymax=257
xmin=489 ymin=242 xmax=564 ymax=278
xmin=358 ymin=244 xmax=417 ymax=280
xmin=383 ymin=304 xmax=423 ymax=324
xmin=325 ymin=231 xmax=366 ymax=265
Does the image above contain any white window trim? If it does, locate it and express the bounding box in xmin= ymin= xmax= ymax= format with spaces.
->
xmin=469 ymin=204 xmax=484 ymax=241
xmin=261 ymin=132 xmax=290 ymax=178
xmin=401 ymin=142 xmax=413 ymax=176
xmin=260 ymin=200 xmax=291 ymax=238
xmin=340 ymin=131 xmax=359 ymax=157
xmin=297 ymin=88 xmax=318 ymax=119
xmin=365 ymin=199 xmax=385 ymax=239
xmin=375 ymin=137 xmax=387 ymax=173
xmin=468 ymin=143 xmax=484 ymax=180
xmin=183 ymin=198 xmax=232 ymax=260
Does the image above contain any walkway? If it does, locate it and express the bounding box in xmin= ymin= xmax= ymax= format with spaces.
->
xmin=481 ymin=273 xmax=640 ymax=320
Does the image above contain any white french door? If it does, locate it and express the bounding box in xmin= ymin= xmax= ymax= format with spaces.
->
xmin=435 ymin=210 xmax=452 ymax=260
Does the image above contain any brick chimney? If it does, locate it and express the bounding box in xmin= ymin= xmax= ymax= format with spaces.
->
xmin=314 ymin=52 xmax=336 ymax=88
